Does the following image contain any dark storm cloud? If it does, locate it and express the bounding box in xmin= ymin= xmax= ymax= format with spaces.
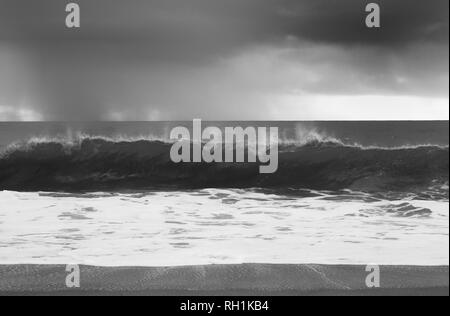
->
xmin=1 ymin=0 xmax=448 ymax=48
xmin=0 ymin=0 xmax=448 ymax=120
xmin=277 ymin=0 xmax=449 ymax=45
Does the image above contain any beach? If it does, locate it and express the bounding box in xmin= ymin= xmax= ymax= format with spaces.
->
xmin=0 ymin=264 xmax=448 ymax=296
xmin=1 ymin=0 xmax=449 ymax=298
xmin=0 ymin=122 xmax=448 ymax=296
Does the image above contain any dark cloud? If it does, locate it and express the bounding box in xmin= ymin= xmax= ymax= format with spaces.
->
xmin=0 ymin=0 xmax=448 ymax=120
xmin=277 ymin=0 xmax=449 ymax=45
xmin=1 ymin=0 xmax=448 ymax=45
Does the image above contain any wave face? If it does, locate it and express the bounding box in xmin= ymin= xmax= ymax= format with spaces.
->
xmin=0 ymin=136 xmax=448 ymax=194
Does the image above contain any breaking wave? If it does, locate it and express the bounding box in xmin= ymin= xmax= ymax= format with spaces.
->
xmin=0 ymin=133 xmax=448 ymax=194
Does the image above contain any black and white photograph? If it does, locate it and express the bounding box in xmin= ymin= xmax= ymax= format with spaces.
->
xmin=0 ymin=0 xmax=448 ymax=300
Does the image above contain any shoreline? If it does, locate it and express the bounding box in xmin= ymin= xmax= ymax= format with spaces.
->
xmin=0 ymin=264 xmax=448 ymax=296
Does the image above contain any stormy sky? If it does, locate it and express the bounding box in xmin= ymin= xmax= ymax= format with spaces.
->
xmin=0 ymin=0 xmax=448 ymax=121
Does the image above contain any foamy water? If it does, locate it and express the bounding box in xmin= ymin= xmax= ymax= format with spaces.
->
xmin=0 ymin=189 xmax=448 ymax=266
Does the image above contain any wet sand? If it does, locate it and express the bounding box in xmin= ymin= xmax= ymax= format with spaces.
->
xmin=0 ymin=264 xmax=448 ymax=296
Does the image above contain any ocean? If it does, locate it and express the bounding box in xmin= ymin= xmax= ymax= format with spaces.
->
xmin=0 ymin=121 xmax=448 ymax=266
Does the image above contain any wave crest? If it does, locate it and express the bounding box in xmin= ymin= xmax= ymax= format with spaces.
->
xmin=0 ymin=133 xmax=448 ymax=194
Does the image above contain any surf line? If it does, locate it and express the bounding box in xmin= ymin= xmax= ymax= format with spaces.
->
xmin=170 ymin=119 xmax=279 ymax=174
